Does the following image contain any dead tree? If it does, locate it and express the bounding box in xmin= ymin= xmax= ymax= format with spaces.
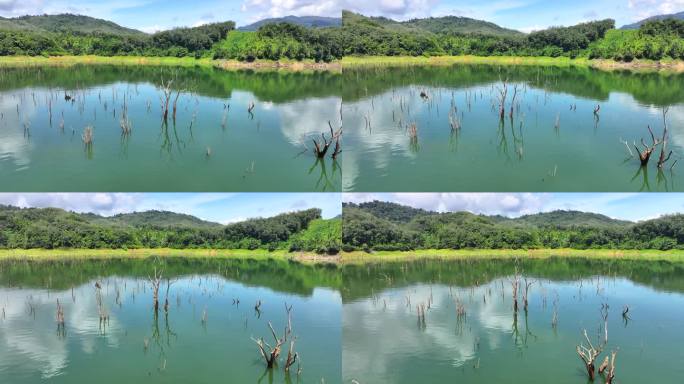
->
xmin=148 ymin=268 xmax=163 ymax=313
xmin=657 ymin=107 xmax=672 ymax=169
xmin=159 ymin=77 xmax=174 ymax=122
xmin=509 ymin=84 xmax=519 ymax=119
xmin=601 ymin=303 xmax=609 ymax=345
xmin=635 ymin=125 xmax=662 ymax=166
xmin=313 ymin=121 xmax=342 ymax=158
xmin=602 ymin=350 xmax=617 ymax=383
xmin=253 ymin=322 xmax=285 ymax=368
xmin=577 ymin=329 xmax=603 ymax=381
xmin=284 ymin=339 xmax=298 ymax=372
xmin=522 ymin=278 xmax=534 ymax=312
xmin=497 ymin=81 xmax=508 ymax=120
xmin=56 ymin=299 xmax=65 ymax=325
xmin=510 ymin=268 xmax=520 ymax=313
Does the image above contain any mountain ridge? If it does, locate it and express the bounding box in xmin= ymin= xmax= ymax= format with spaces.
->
xmin=0 ymin=13 xmax=146 ymax=36
xmin=621 ymin=11 xmax=684 ymax=29
xmin=238 ymin=15 xmax=341 ymax=31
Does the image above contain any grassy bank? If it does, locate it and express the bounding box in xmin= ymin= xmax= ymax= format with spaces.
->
xmin=0 ymin=248 xmax=339 ymax=264
xmin=342 ymin=55 xmax=684 ymax=73
xmin=341 ymin=249 xmax=684 ymax=265
xmin=0 ymin=55 xmax=341 ymax=72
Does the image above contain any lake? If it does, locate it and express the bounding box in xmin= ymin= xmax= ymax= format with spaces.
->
xmin=0 ymin=66 xmax=342 ymax=192
xmin=342 ymin=258 xmax=684 ymax=383
xmin=342 ymin=65 xmax=684 ymax=191
xmin=0 ymin=258 xmax=342 ymax=383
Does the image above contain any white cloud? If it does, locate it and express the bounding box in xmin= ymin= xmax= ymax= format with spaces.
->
xmin=627 ymin=0 xmax=684 ymax=20
xmin=0 ymin=193 xmax=140 ymax=215
xmin=343 ymin=193 xmax=550 ymax=217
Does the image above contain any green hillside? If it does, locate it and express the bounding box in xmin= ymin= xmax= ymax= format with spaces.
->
xmin=0 ymin=205 xmax=338 ymax=253
xmin=0 ymin=14 xmax=145 ymax=36
xmin=238 ymin=15 xmax=341 ymax=31
xmin=397 ymin=16 xmax=522 ymax=37
xmin=343 ymin=201 xmax=684 ymax=251
xmin=621 ymin=11 xmax=684 ymax=29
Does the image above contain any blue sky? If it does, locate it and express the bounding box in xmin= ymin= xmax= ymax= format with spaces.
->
xmin=0 ymin=0 xmax=681 ymax=32
xmin=0 ymin=193 xmax=342 ymax=223
xmin=343 ymin=193 xmax=684 ymax=222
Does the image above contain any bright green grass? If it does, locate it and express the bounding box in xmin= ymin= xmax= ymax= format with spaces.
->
xmin=0 ymin=248 xmax=308 ymax=261
xmin=0 ymin=55 xmax=339 ymax=71
xmin=341 ymin=248 xmax=684 ymax=265
xmin=341 ymin=55 xmax=683 ymax=72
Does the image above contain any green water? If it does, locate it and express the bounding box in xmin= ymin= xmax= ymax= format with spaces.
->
xmin=342 ymin=65 xmax=684 ymax=191
xmin=342 ymin=258 xmax=684 ymax=383
xmin=0 ymin=258 xmax=342 ymax=383
xmin=0 ymin=66 xmax=342 ymax=192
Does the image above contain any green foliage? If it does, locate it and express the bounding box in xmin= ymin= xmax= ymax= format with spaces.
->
xmin=0 ymin=20 xmax=235 ymax=57
xmin=343 ymin=201 xmax=684 ymax=251
xmin=212 ymin=23 xmax=342 ymax=62
xmin=289 ymin=218 xmax=342 ymax=254
xmin=0 ymin=14 xmax=146 ymax=36
xmin=341 ymin=12 xmax=684 ymax=61
xmin=0 ymin=205 xmax=334 ymax=253
xmin=588 ymin=19 xmax=684 ymax=60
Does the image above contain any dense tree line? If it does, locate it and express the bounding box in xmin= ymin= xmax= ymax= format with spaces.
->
xmin=0 ymin=206 xmax=340 ymax=254
xmin=0 ymin=21 xmax=234 ymax=57
xmin=343 ymin=202 xmax=684 ymax=251
xmin=2 ymin=13 xmax=683 ymax=62
xmin=212 ymin=22 xmax=342 ymax=62
xmin=341 ymin=11 xmax=684 ymax=61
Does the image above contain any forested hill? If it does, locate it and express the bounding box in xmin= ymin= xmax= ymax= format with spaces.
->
xmin=375 ymin=15 xmax=522 ymax=37
xmin=341 ymin=11 xmax=684 ymax=61
xmin=342 ymin=201 xmax=436 ymax=223
xmin=0 ymin=205 xmax=341 ymax=254
xmin=621 ymin=11 xmax=684 ymax=29
xmin=0 ymin=14 xmax=145 ymax=36
xmin=343 ymin=201 xmax=684 ymax=251
xmin=84 ymin=210 xmax=222 ymax=229
xmin=238 ymin=16 xmax=341 ymax=31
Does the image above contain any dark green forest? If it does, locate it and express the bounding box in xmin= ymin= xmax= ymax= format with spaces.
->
xmin=0 ymin=206 xmax=341 ymax=254
xmin=343 ymin=201 xmax=684 ymax=251
xmin=340 ymin=11 xmax=684 ymax=61
xmin=1 ymin=12 xmax=684 ymax=62
xmin=0 ymin=13 xmax=342 ymax=61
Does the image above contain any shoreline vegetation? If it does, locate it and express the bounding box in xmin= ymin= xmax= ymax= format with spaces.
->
xmin=0 ymin=248 xmax=340 ymax=264
xmin=342 ymin=55 xmax=684 ymax=73
xmin=0 ymin=55 xmax=341 ymax=72
xmin=0 ymin=55 xmax=682 ymax=73
xmin=2 ymin=248 xmax=683 ymax=266
xmin=340 ymin=249 xmax=684 ymax=264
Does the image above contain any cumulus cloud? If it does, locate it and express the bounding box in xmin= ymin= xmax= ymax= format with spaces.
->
xmin=239 ymin=0 xmax=440 ymax=22
xmin=0 ymin=193 xmax=141 ymax=215
xmin=628 ymin=0 xmax=684 ymax=20
xmin=343 ymin=193 xmax=550 ymax=217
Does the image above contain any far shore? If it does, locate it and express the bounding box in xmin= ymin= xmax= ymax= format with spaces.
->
xmin=3 ymin=248 xmax=683 ymax=266
xmin=340 ymin=249 xmax=684 ymax=265
xmin=2 ymin=55 xmax=682 ymax=73
xmin=0 ymin=248 xmax=340 ymax=265
xmin=0 ymin=55 xmax=341 ymax=72
xmin=342 ymin=55 xmax=684 ymax=73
